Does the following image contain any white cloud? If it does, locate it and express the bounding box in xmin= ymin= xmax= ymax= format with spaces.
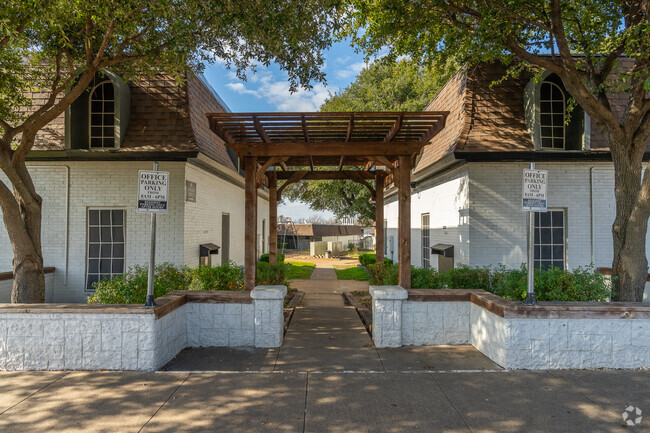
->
xmin=334 ymin=61 xmax=367 ymax=80
xmin=225 ymin=72 xmax=336 ymax=112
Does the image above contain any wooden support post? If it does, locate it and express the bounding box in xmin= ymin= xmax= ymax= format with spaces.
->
xmin=398 ymin=155 xmax=411 ymax=289
xmin=244 ymin=156 xmax=258 ymax=291
xmin=375 ymin=172 xmax=385 ymax=265
xmin=269 ymin=172 xmax=278 ymax=265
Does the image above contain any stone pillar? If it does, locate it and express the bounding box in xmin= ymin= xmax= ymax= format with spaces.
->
xmin=251 ymin=285 xmax=287 ymax=348
xmin=369 ymin=285 xmax=408 ymax=348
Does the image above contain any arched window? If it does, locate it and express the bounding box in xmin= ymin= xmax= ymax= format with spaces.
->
xmin=524 ymin=72 xmax=588 ymax=151
xmin=539 ymin=81 xmax=565 ymax=149
xmin=65 ymin=70 xmax=130 ymax=150
xmin=89 ymin=81 xmax=115 ymax=148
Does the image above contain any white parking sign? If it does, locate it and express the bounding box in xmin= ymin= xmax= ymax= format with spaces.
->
xmin=137 ymin=170 xmax=169 ymax=214
xmin=522 ymin=169 xmax=547 ymax=212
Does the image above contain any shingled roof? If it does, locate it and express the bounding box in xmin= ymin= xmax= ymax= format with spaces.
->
xmin=26 ymin=73 xmax=237 ymax=171
xmin=415 ymin=60 xmax=646 ymax=173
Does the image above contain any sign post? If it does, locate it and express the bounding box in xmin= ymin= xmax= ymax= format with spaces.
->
xmin=522 ymin=163 xmax=547 ymax=306
xmin=137 ymin=162 xmax=169 ymax=307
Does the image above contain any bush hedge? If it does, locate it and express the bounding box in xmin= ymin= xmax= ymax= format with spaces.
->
xmin=366 ymin=263 xmax=611 ymax=302
xmin=259 ymin=253 xmax=285 ymax=263
xmin=88 ymin=261 xmax=289 ymax=304
xmin=358 ymin=253 xmax=393 ymax=267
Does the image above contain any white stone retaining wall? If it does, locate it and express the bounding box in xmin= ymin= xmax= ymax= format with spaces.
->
xmin=371 ymin=286 xmax=650 ymax=369
xmin=470 ymin=303 xmax=650 ymax=369
xmin=0 ymin=286 xmax=285 ymax=371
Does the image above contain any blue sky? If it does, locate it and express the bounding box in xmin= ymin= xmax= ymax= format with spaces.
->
xmin=203 ymin=40 xmax=368 ymax=113
xmin=203 ymin=39 xmax=369 ymax=221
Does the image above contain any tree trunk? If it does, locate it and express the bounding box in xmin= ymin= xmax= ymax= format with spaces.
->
xmin=0 ymin=155 xmax=45 ymax=303
xmin=610 ymin=135 xmax=650 ymax=302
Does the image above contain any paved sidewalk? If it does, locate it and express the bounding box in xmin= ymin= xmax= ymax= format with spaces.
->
xmin=0 ymin=369 xmax=648 ymax=432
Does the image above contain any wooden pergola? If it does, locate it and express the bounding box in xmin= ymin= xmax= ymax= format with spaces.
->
xmin=207 ymin=112 xmax=449 ymax=290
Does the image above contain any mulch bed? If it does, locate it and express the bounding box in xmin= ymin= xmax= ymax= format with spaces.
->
xmin=343 ymin=291 xmax=372 ymax=334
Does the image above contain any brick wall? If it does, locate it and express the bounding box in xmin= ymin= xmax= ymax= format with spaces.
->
xmin=384 ymin=166 xmax=470 ymax=268
xmin=182 ymin=162 xmax=269 ymax=267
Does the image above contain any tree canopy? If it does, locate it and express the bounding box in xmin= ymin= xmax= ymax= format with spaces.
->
xmin=281 ymin=59 xmax=456 ymax=225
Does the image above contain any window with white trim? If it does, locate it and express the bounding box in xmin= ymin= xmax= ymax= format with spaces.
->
xmin=421 ymin=213 xmax=430 ymax=269
xmin=534 ymin=209 xmax=565 ymax=270
xmin=539 ymin=81 xmax=565 ymax=149
xmin=87 ymin=209 xmax=125 ymax=290
xmin=89 ymin=81 xmax=115 ymax=148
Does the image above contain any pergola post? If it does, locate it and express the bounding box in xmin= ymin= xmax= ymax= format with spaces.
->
xmin=398 ymin=155 xmax=411 ymax=289
xmin=244 ymin=156 xmax=258 ymax=291
xmin=268 ymin=171 xmax=278 ymax=265
xmin=375 ymin=172 xmax=385 ymax=265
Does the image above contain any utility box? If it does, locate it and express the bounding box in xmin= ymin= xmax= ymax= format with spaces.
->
xmin=199 ymin=243 xmax=220 ymax=266
xmin=431 ymin=244 xmax=454 ymax=273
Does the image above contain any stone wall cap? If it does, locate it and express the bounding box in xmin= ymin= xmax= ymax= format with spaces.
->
xmin=251 ymin=285 xmax=287 ymax=300
xmin=369 ymin=285 xmax=408 ymax=300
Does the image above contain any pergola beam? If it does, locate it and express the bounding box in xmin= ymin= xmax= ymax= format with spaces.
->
xmin=275 ymin=170 xmax=383 ymax=180
xmin=253 ymin=115 xmax=271 ymax=143
xmin=231 ymin=142 xmax=422 ymax=158
xmin=384 ymin=115 xmax=402 ymax=142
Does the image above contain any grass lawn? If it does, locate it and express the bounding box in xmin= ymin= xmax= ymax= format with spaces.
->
xmin=286 ymin=261 xmax=316 ymax=279
xmin=333 ymin=265 xmax=370 ymax=281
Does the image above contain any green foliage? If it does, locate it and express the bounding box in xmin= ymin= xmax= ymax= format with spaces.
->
xmin=334 ymin=266 xmax=370 ymax=281
xmin=88 ymin=261 xmax=296 ymax=304
xmin=285 ymin=261 xmax=316 ymax=279
xmin=88 ymin=263 xmax=191 ymax=304
xmin=188 ymin=263 xmax=245 ymax=291
xmin=367 ymin=263 xmax=611 ymax=302
xmin=445 ymin=265 xmax=492 ymax=291
xmin=256 ymin=262 xmax=290 ymax=287
xmin=411 ymin=267 xmax=445 ymax=289
xmin=321 ymin=58 xmax=458 ymax=112
xmin=358 ymin=253 xmax=393 ymax=267
xmin=259 ymin=253 xmax=285 ymax=263
xmin=367 ymin=263 xmax=399 ymax=285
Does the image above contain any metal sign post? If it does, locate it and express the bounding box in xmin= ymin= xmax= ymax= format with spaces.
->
xmin=137 ymin=162 xmax=169 ymax=308
xmin=522 ymin=163 xmax=548 ymax=306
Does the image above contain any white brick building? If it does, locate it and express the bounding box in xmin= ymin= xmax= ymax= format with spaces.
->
xmin=0 ymin=72 xmax=269 ymax=303
xmin=383 ymin=63 xmax=649 ymax=299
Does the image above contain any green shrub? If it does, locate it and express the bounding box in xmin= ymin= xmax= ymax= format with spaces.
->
xmin=257 ymin=262 xmax=290 ymax=287
xmin=411 ymin=267 xmax=446 ymax=289
xmin=88 ymin=263 xmax=190 ymax=304
xmin=187 ymin=262 xmax=244 ymax=291
xmin=259 ymin=253 xmax=285 ymax=263
xmin=445 ymin=265 xmax=492 ymax=290
xmin=359 ymin=253 xmax=393 ymax=267
xmin=365 ymin=262 xmax=611 ymax=302
xmin=533 ymin=265 xmax=610 ymax=302
xmin=490 ymin=265 xmax=527 ymax=300
xmin=367 ymin=263 xmax=399 ymax=285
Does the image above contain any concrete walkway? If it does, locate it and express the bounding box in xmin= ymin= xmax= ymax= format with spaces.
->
xmin=1 ymin=369 xmax=648 ymax=432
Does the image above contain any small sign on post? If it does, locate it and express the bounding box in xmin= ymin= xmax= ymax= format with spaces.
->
xmin=522 ymin=164 xmax=546 ymax=306
xmin=138 ymin=163 xmax=169 ymax=308
xmin=522 ymin=168 xmax=548 ymax=212
xmin=137 ymin=169 xmax=169 ymax=214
